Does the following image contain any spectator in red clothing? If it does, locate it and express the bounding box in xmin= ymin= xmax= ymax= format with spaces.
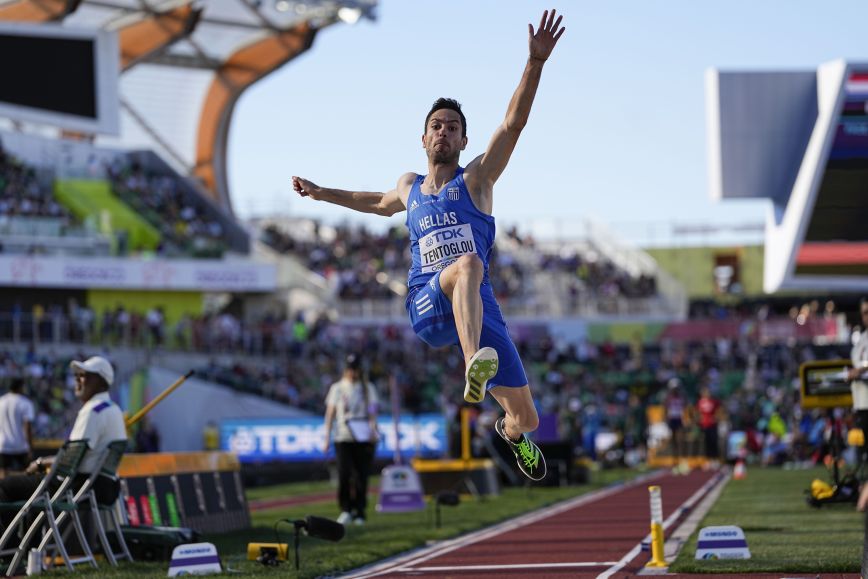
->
xmin=696 ymin=386 xmax=722 ymax=462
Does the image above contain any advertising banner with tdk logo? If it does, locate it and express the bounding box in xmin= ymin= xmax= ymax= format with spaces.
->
xmin=221 ymin=414 xmax=447 ymax=462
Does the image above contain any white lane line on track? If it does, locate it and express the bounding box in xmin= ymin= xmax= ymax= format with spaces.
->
xmin=595 ymin=472 xmax=726 ymax=579
xmin=342 ymin=471 xmax=665 ymax=579
xmin=405 ymin=561 xmax=620 ymax=572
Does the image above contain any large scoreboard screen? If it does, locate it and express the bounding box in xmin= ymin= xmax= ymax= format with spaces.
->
xmin=0 ymin=23 xmax=119 ymax=135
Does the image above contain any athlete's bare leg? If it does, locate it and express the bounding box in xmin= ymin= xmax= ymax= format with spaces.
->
xmin=491 ymin=384 xmax=545 ymax=481
xmin=438 ymin=254 xmax=484 ymax=365
xmin=438 ymin=254 xmax=499 ymax=403
xmin=438 ymin=254 xmax=544 ymax=473
xmin=489 ymin=385 xmax=539 ymax=438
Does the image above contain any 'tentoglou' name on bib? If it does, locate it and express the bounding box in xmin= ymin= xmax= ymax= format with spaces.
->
xmin=419 ymin=223 xmax=476 ymax=273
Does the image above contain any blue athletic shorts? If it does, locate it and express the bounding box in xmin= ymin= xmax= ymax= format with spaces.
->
xmin=405 ymin=272 xmax=528 ymax=389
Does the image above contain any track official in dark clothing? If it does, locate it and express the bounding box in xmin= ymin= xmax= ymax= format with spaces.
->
xmin=322 ymin=354 xmax=379 ymax=526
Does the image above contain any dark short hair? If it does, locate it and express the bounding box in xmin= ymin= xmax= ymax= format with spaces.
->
xmin=9 ymin=378 xmax=23 ymax=393
xmin=424 ymin=98 xmax=466 ymax=137
xmin=345 ymin=353 xmax=362 ymax=371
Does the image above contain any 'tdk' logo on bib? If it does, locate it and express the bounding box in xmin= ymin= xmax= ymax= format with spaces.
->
xmin=419 ymin=224 xmax=476 ymax=273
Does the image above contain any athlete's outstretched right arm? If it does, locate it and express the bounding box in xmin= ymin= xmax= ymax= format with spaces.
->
xmin=291 ymin=174 xmax=413 ymax=217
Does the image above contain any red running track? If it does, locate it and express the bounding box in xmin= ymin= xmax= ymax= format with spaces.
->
xmin=343 ymin=470 xmax=860 ymax=579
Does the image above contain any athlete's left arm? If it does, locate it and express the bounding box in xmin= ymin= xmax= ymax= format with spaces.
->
xmin=466 ymin=10 xmax=565 ymax=200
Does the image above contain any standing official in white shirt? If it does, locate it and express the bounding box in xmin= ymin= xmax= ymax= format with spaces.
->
xmin=0 ymin=378 xmax=34 ymax=476
xmin=848 ymin=299 xmax=868 ymax=471
xmin=322 ymin=353 xmax=379 ymax=526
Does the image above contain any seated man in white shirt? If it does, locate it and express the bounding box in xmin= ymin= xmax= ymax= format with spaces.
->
xmin=0 ymin=356 xmax=127 ymax=523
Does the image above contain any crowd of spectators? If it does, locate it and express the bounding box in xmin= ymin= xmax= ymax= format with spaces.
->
xmin=503 ymin=227 xmax=657 ymax=301
xmin=262 ymin=222 xmax=414 ymax=300
xmin=186 ymin=312 xmax=852 ymax=469
xmin=0 ymin=142 xmax=233 ymax=259
xmin=107 ymin=160 xmax=225 ymax=257
xmin=542 ymin=251 xmax=657 ymax=300
xmin=0 ymin=142 xmax=74 ymax=222
xmin=0 ymin=347 xmax=86 ymax=440
xmin=0 ymin=308 xmax=857 ymax=469
xmin=689 ymin=297 xmax=843 ymax=325
xmin=0 ymin=286 xmax=858 ymax=469
xmin=259 ymin=219 xmax=653 ymax=305
xmin=0 ymin=302 xmax=341 ymax=359
xmin=262 ymin=221 xmax=530 ymax=300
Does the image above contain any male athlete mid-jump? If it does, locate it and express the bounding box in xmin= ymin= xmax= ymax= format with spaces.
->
xmin=293 ymin=9 xmax=565 ymax=481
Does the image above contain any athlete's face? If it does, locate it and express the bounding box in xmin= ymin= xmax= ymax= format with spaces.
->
xmin=422 ymin=109 xmax=467 ymax=165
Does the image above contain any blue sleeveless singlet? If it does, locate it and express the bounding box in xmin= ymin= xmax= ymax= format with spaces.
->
xmin=405 ymin=167 xmax=495 ymax=289
xmin=402 ymin=167 xmax=528 ymax=388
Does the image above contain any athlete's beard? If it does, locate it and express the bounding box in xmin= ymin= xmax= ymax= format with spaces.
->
xmin=430 ymin=147 xmax=460 ymax=166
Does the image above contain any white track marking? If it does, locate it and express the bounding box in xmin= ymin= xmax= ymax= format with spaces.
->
xmin=407 ymin=561 xmax=619 ymax=572
xmin=596 ymin=473 xmax=726 ymax=579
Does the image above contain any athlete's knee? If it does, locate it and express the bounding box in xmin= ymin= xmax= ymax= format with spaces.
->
xmin=454 ymin=254 xmax=484 ymax=281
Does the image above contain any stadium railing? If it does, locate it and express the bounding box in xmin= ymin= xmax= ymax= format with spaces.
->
xmin=331 ymin=293 xmax=665 ymax=320
xmin=0 ymin=217 xmax=112 ymax=256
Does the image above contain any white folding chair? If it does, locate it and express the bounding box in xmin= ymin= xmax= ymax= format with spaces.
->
xmin=33 ymin=440 xmax=130 ymax=569
xmin=82 ymin=440 xmax=131 ymax=565
xmin=0 ymin=439 xmax=90 ymax=576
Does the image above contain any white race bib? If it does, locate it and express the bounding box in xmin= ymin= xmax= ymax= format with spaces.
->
xmin=419 ymin=223 xmax=476 ymax=273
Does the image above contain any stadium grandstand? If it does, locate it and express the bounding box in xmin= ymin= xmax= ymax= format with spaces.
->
xmin=708 ymin=60 xmax=868 ymax=293
xmin=251 ymin=215 xmax=683 ymax=319
xmin=0 ymin=1 xmax=865 ymax=576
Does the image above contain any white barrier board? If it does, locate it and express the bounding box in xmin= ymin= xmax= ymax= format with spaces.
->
xmin=695 ymin=525 xmax=750 ymax=560
xmin=168 ymin=542 xmax=222 ymax=576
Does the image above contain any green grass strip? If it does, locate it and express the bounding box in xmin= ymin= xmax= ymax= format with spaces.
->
xmin=670 ymin=466 xmax=862 ymax=573
xmin=246 ymin=479 xmax=343 ymax=502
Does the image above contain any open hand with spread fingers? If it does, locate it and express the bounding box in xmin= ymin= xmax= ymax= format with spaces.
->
xmin=529 ymin=9 xmax=565 ymax=62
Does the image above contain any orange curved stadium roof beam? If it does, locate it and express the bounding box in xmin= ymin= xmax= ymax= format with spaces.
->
xmin=118 ymin=4 xmax=201 ymax=71
xmin=194 ymin=21 xmax=315 ymax=206
xmin=0 ymin=0 xmax=80 ymax=21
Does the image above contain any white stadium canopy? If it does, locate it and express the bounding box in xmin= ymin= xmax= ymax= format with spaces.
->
xmin=0 ymin=0 xmax=376 ymax=210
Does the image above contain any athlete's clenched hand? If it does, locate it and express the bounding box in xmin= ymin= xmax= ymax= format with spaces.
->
xmin=292 ymin=176 xmax=322 ymax=200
